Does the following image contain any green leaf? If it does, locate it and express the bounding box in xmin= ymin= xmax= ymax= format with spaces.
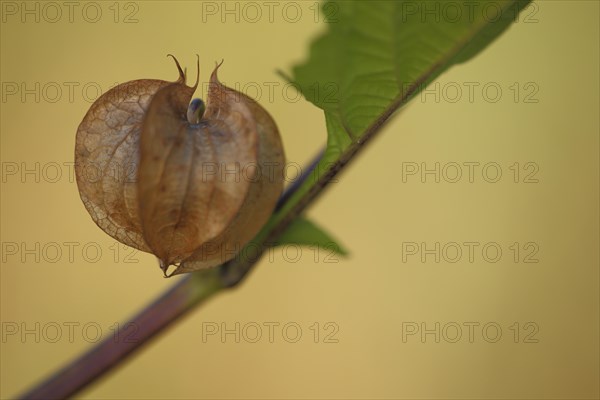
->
xmin=274 ymin=216 xmax=349 ymax=256
xmin=289 ymin=0 xmax=531 ymax=153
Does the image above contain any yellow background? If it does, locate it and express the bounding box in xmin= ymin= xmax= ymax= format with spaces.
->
xmin=1 ymin=1 xmax=598 ymax=398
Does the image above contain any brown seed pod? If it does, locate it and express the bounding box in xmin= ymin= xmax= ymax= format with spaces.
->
xmin=75 ymin=56 xmax=285 ymax=276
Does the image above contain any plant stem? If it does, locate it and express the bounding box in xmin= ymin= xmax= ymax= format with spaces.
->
xmin=19 ymin=270 xmax=222 ymax=400
xmin=18 ymin=149 xmax=325 ymax=400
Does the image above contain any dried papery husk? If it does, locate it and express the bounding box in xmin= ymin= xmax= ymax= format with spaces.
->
xmin=75 ymin=56 xmax=285 ymax=276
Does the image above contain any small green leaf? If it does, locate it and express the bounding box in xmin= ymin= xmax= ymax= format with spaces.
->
xmin=292 ymin=0 xmax=532 ymax=141
xmin=281 ymin=0 xmax=532 ymax=168
xmin=271 ymin=0 xmax=531 ymax=222
xmin=274 ymin=216 xmax=349 ymax=257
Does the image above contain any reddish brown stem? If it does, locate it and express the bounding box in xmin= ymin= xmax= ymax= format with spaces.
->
xmin=18 ymin=150 xmax=324 ymax=400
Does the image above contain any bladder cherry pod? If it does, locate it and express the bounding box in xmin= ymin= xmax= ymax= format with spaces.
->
xmin=75 ymin=55 xmax=285 ymax=277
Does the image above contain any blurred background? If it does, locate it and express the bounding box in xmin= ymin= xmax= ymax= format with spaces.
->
xmin=1 ymin=1 xmax=598 ymax=398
